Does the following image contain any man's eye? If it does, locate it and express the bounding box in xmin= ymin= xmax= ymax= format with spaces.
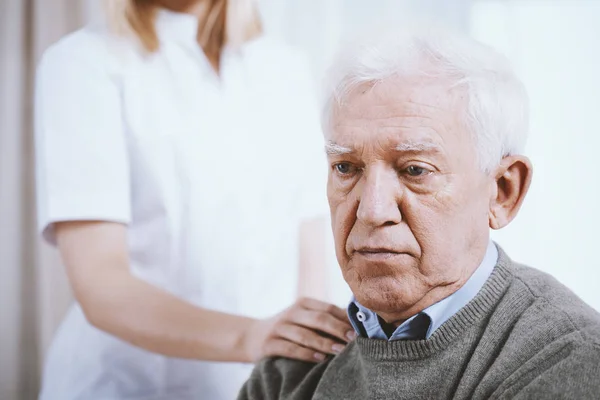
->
xmin=334 ymin=163 xmax=354 ymax=175
xmin=406 ymin=165 xmax=429 ymax=177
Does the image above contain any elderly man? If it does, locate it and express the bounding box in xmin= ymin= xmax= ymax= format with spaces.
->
xmin=238 ymin=24 xmax=600 ymax=400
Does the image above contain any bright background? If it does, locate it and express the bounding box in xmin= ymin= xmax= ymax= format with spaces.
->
xmin=260 ymin=0 xmax=600 ymax=312
xmin=1 ymin=1 xmax=599 ymax=399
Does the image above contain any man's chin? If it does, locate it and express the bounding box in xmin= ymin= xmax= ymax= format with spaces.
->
xmin=351 ymin=279 xmax=415 ymax=314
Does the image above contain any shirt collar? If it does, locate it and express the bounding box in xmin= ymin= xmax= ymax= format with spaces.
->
xmin=153 ymin=8 xmax=264 ymax=62
xmin=348 ymin=241 xmax=499 ymax=341
xmin=421 ymin=241 xmax=498 ymax=338
xmin=155 ymin=8 xmax=199 ymax=44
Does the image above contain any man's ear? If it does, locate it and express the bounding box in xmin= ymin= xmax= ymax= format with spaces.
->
xmin=489 ymin=155 xmax=533 ymax=230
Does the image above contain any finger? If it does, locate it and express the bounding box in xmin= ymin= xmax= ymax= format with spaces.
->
xmin=275 ymin=323 xmax=345 ymax=356
xmin=263 ymin=338 xmax=325 ymax=363
xmin=298 ymin=297 xmax=350 ymax=323
xmin=287 ymin=308 xmax=354 ymax=343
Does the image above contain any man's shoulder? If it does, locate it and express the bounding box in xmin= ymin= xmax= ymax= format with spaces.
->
xmin=237 ymin=356 xmax=331 ymax=400
xmin=509 ymin=261 xmax=600 ymax=339
xmin=469 ymin=255 xmax=600 ymax=397
xmin=505 ymin=263 xmax=600 ymax=356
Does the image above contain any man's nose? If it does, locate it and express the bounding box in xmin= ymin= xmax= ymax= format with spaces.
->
xmin=356 ymin=166 xmax=402 ymax=227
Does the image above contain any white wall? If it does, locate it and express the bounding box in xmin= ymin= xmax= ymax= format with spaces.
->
xmin=260 ymin=1 xmax=600 ymax=310
xmin=259 ymin=0 xmax=600 ymax=310
xmin=472 ymin=0 xmax=600 ymax=310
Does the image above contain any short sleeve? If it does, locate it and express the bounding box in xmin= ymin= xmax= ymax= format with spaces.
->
xmin=35 ymin=33 xmax=131 ymax=245
xmin=289 ymin=52 xmax=330 ymax=222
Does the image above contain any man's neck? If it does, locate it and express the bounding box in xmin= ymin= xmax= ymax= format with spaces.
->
xmin=347 ymin=241 xmax=499 ymax=342
xmin=377 ymin=278 xmax=470 ymax=328
xmin=157 ymin=1 xmax=209 ymax=21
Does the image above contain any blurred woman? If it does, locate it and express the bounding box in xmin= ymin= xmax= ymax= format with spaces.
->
xmin=34 ymin=0 xmax=353 ymax=398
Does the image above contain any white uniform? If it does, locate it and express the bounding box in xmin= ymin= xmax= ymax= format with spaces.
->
xmin=35 ymin=9 xmax=327 ymax=400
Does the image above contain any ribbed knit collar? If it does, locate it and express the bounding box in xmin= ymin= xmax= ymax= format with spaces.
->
xmin=355 ymin=246 xmax=514 ymax=361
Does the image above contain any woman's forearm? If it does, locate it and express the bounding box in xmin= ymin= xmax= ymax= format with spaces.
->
xmin=56 ymin=221 xmax=256 ymax=362
xmin=56 ymin=221 xmax=352 ymax=365
xmin=85 ymin=269 xmax=256 ymax=362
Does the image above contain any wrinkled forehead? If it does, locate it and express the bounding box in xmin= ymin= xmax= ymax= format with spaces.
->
xmin=328 ymin=77 xmax=473 ymax=152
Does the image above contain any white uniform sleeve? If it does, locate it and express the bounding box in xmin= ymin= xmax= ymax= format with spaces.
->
xmin=35 ymin=35 xmax=131 ymax=245
xmin=290 ymin=52 xmax=330 ymax=222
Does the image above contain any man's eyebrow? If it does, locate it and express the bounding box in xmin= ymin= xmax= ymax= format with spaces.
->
xmin=325 ymin=141 xmax=353 ymax=156
xmin=395 ymin=141 xmax=442 ymax=153
xmin=325 ymin=140 xmax=442 ymax=155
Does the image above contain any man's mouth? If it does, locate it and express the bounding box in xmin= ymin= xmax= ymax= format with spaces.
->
xmin=355 ymin=247 xmax=404 ymax=261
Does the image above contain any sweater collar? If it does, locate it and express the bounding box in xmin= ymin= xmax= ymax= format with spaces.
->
xmin=354 ymin=246 xmax=514 ymax=361
xmin=348 ymin=242 xmax=499 ymax=341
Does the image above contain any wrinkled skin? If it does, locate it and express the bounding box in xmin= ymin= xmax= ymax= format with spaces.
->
xmin=326 ymin=77 xmax=532 ymax=326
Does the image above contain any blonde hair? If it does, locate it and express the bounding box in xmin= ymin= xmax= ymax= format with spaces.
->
xmin=104 ymin=0 xmax=262 ymax=66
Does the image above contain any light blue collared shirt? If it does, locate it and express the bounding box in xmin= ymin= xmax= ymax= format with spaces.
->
xmin=348 ymin=241 xmax=498 ymax=341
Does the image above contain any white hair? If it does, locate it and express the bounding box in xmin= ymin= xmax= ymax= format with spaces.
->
xmin=321 ymin=22 xmax=529 ymax=172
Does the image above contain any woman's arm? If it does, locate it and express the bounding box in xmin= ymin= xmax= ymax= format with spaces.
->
xmin=56 ymin=220 xmax=354 ymax=363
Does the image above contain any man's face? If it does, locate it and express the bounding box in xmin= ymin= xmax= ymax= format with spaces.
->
xmin=327 ymin=77 xmax=494 ymax=323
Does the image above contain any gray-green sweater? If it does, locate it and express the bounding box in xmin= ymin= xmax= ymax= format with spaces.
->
xmin=239 ymin=249 xmax=600 ymax=399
